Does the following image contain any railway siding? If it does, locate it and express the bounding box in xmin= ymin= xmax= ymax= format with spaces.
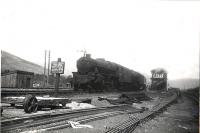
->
xmin=1 ymin=104 xmax=137 ymax=132
xmin=1 ymin=91 xmax=180 ymax=133
xmin=104 ymin=92 xmax=178 ymax=133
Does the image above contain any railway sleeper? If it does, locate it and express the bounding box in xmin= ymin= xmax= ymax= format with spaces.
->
xmin=105 ymin=93 xmax=178 ymax=133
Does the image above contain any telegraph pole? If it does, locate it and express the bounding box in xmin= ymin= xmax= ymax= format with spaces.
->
xmin=47 ymin=50 xmax=50 ymax=86
xmin=43 ymin=50 xmax=47 ymax=88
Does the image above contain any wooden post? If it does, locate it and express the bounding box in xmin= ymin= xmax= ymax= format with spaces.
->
xmin=43 ymin=50 xmax=47 ymax=88
xmin=47 ymin=50 xmax=50 ymax=86
xmin=55 ymin=58 xmax=61 ymax=94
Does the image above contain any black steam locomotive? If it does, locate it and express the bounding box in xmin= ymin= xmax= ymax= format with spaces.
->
xmin=72 ymin=54 xmax=146 ymax=92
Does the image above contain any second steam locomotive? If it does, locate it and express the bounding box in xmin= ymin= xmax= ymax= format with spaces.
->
xmin=73 ymin=54 xmax=146 ymax=92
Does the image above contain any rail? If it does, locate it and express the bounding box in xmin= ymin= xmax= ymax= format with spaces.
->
xmin=1 ymin=104 xmax=139 ymax=132
xmin=1 ymin=88 xmax=73 ymax=95
xmin=104 ymin=92 xmax=178 ymax=133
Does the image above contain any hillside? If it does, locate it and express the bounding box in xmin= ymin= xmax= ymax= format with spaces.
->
xmin=1 ymin=50 xmax=44 ymax=74
xmin=168 ymin=78 xmax=199 ymax=90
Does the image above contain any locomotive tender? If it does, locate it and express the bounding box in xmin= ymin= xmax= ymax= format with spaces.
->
xmin=73 ymin=54 xmax=146 ymax=92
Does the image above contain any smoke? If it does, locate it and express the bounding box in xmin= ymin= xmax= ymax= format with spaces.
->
xmin=151 ymin=68 xmax=167 ymax=74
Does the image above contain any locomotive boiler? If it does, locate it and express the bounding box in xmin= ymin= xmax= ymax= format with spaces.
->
xmin=73 ymin=54 xmax=146 ymax=92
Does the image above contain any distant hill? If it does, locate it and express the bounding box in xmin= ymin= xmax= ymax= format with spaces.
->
xmin=168 ymin=78 xmax=199 ymax=90
xmin=1 ymin=50 xmax=44 ymax=74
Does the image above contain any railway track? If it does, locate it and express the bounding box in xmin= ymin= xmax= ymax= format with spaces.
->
xmin=1 ymin=104 xmax=141 ymax=132
xmin=1 ymin=88 xmax=73 ymax=95
xmin=21 ymin=111 xmax=128 ymax=132
xmin=184 ymin=93 xmax=199 ymax=104
xmin=27 ymin=91 xmax=178 ymax=133
xmin=2 ymin=91 xmax=178 ymax=133
xmin=182 ymin=87 xmax=199 ymax=105
xmin=104 ymin=92 xmax=178 ymax=133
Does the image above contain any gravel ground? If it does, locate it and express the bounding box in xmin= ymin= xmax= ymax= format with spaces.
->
xmin=38 ymin=95 xmax=198 ymax=133
xmin=1 ymin=93 xmax=118 ymax=119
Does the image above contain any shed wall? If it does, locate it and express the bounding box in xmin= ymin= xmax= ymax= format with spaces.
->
xmin=17 ymin=73 xmax=33 ymax=88
xmin=1 ymin=73 xmax=17 ymax=88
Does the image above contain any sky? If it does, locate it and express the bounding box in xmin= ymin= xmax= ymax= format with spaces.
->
xmin=0 ymin=0 xmax=199 ymax=80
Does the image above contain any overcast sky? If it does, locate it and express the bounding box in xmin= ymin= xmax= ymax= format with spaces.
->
xmin=0 ymin=0 xmax=199 ymax=80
